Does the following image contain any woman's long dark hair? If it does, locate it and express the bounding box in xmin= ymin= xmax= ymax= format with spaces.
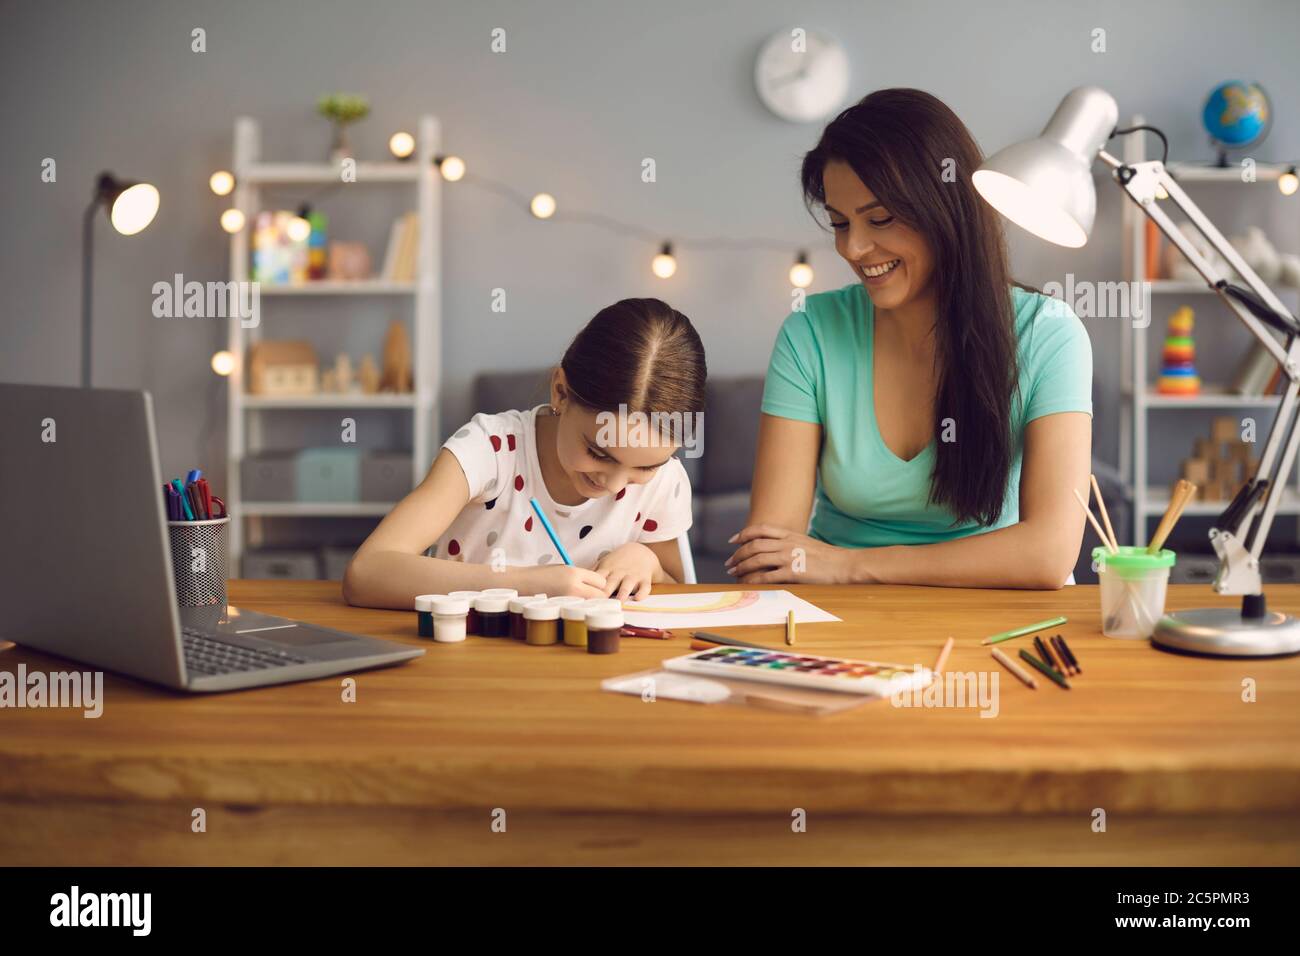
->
xmin=801 ymin=88 xmax=1018 ymax=527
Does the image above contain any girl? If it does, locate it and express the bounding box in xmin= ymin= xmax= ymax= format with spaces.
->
xmin=343 ymin=298 xmax=705 ymax=608
xmin=727 ymin=88 xmax=1093 ymax=589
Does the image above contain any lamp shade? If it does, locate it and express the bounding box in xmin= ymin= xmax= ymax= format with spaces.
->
xmin=94 ymin=173 xmax=159 ymax=236
xmin=972 ymin=86 xmax=1118 ymax=248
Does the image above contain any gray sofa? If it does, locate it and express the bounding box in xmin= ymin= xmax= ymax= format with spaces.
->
xmin=470 ymin=370 xmax=1116 ymax=584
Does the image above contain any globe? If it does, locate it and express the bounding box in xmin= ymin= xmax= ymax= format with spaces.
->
xmin=1202 ymin=81 xmax=1270 ymax=151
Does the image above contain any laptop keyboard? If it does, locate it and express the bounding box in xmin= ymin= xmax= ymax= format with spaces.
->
xmin=182 ymin=628 xmax=310 ymax=677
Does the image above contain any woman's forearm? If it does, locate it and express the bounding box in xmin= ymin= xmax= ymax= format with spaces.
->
xmin=851 ymin=520 xmax=1081 ymax=590
xmin=342 ymin=550 xmax=537 ymax=609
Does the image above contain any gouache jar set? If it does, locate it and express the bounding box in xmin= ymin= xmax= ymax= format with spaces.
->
xmin=414 ymin=591 xmax=626 ymax=654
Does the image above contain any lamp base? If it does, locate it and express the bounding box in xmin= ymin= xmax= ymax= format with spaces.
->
xmin=1153 ymin=606 xmax=1300 ymax=657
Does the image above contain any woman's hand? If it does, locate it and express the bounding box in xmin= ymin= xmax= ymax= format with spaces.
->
xmin=517 ymin=564 xmax=609 ymax=599
xmin=594 ymin=543 xmax=660 ymax=600
xmin=725 ymin=524 xmax=867 ymax=584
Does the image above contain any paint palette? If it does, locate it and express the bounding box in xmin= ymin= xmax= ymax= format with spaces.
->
xmin=663 ymin=646 xmax=932 ymax=697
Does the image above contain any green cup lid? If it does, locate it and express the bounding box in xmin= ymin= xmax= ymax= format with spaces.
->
xmin=1092 ymin=545 xmax=1175 ymax=569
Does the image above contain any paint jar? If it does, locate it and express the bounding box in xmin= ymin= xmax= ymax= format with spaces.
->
xmin=509 ymin=594 xmax=548 ymax=640
xmin=414 ymin=593 xmax=444 ymax=638
xmin=561 ymin=602 xmax=592 ymax=647
xmin=1093 ymin=546 xmax=1176 ymax=639
xmin=448 ymin=591 xmax=481 ymax=633
xmin=482 ymin=588 xmax=519 ymax=600
xmin=524 ymin=601 xmax=561 ymax=645
xmin=473 ymin=594 xmax=512 ymax=637
xmin=543 ymin=598 xmax=585 ymax=642
xmin=430 ymin=595 xmax=470 ymax=643
xmin=586 ymin=609 xmax=624 ymax=655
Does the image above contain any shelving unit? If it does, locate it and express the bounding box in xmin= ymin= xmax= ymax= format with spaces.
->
xmin=1119 ymin=116 xmax=1298 ymax=543
xmin=225 ymin=115 xmax=441 ymax=567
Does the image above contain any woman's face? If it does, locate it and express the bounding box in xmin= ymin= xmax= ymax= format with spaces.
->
xmin=549 ymin=372 xmax=678 ymax=500
xmin=823 ymin=159 xmax=933 ymax=312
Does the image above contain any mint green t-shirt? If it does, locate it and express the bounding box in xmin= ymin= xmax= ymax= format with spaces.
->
xmin=761 ymin=283 xmax=1092 ymax=548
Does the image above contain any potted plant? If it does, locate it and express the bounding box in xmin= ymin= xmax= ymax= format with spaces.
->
xmin=317 ymin=93 xmax=370 ymax=163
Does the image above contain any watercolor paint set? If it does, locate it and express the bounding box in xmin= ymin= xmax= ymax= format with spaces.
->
xmin=662 ymin=645 xmax=931 ymax=696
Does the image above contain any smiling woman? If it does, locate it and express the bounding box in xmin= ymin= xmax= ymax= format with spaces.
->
xmin=727 ymin=88 xmax=1094 ymax=590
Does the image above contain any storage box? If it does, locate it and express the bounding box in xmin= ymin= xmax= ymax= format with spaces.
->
xmin=242 ymin=549 xmax=320 ymax=580
xmin=296 ymin=447 xmax=361 ymax=502
xmin=241 ymin=452 xmax=298 ymax=502
xmin=361 ymin=452 xmax=413 ymax=502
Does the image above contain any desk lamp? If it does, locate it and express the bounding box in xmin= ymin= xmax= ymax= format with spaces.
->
xmin=974 ymin=86 xmax=1300 ymax=656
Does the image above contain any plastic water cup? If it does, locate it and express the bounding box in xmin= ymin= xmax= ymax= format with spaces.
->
xmin=1093 ymin=545 xmax=1176 ymax=639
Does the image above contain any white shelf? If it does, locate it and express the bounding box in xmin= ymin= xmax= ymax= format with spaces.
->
xmin=243 ymin=393 xmax=418 ymax=409
xmin=1139 ymin=388 xmax=1281 ymax=408
xmin=259 ymin=280 xmax=416 ymax=295
xmin=241 ymin=501 xmax=399 ymax=517
xmin=244 ymin=162 xmax=420 ymax=184
xmin=1141 ymin=487 xmax=1300 ymax=516
xmin=1166 ymin=161 xmax=1295 ymax=183
xmin=227 ymin=116 xmax=441 ymax=566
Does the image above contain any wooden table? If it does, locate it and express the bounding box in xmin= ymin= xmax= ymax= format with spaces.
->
xmin=3 ymin=581 xmax=1299 ymax=866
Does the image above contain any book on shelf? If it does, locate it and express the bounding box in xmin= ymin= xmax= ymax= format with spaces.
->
xmin=381 ymin=212 xmax=419 ymax=281
xmin=1229 ymin=341 xmax=1280 ymax=396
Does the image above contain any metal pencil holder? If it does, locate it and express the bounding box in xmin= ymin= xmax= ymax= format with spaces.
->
xmin=167 ymin=516 xmax=230 ymax=608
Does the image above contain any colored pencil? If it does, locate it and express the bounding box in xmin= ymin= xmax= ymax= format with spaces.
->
xmin=692 ymin=631 xmax=773 ymax=650
xmin=991 ymin=647 xmax=1038 ymax=689
xmin=621 ymin=624 xmax=673 ymax=640
xmin=933 ymin=636 xmax=955 ymax=674
xmin=786 ymin=610 xmax=795 ymax=646
xmin=1055 ymin=634 xmax=1081 ymax=674
xmin=981 ymin=616 xmax=1068 ymax=646
xmin=528 ymin=497 xmax=574 ymax=566
xmin=1019 ymin=648 xmax=1070 ymax=689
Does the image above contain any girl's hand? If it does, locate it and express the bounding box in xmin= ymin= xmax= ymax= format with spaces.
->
xmin=593 ymin=543 xmax=660 ymax=600
xmin=725 ymin=524 xmax=864 ymax=585
xmin=517 ymin=564 xmax=609 ymax=599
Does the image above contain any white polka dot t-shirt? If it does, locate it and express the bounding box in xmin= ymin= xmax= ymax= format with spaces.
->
xmin=433 ymin=405 xmax=693 ymax=568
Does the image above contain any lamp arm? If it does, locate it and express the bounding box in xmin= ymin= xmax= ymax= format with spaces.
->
xmin=1107 ymin=156 xmax=1300 ymax=596
xmin=81 ymin=198 xmax=99 ymax=389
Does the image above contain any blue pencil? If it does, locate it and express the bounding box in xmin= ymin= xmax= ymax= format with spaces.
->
xmin=529 ymin=497 xmax=574 ymax=566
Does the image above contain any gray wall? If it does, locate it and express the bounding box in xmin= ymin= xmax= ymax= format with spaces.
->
xmin=4 ymin=0 xmax=1299 ymax=516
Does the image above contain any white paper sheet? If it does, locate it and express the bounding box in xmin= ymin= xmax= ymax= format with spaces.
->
xmin=620 ymin=589 xmax=840 ymax=629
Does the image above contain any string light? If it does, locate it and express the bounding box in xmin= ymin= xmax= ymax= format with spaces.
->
xmin=651 ymin=242 xmax=677 ymax=279
xmin=388 ymin=131 xmax=416 ymax=160
xmin=219 ymin=208 xmax=245 ymax=233
xmin=209 ymin=170 xmax=235 ymax=196
xmin=530 ymin=192 xmax=557 ymax=219
xmin=1280 ymin=166 xmax=1299 ymax=196
xmin=211 ymin=350 xmax=236 ymax=376
xmin=434 ymin=154 xmax=466 ymax=181
xmin=789 ymin=251 xmax=814 ymax=288
xmin=287 ymin=205 xmax=312 ymax=242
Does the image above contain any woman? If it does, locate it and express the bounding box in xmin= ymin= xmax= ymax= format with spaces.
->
xmin=726 ymin=88 xmax=1092 ymax=589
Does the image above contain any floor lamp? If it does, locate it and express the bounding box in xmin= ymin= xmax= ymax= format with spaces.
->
xmin=81 ymin=172 xmax=159 ymax=387
xmin=974 ymin=86 xmax=1300 ymax=657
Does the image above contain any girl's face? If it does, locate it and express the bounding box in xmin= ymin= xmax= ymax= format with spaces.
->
xmin=823 ymin=159 xmax=934 ymax=312
xmin=550 ymin=373 xmax=679 ymax=500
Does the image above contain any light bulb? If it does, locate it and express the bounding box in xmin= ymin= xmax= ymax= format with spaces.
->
xmin=220 ymin=208 xmax=245 ymax=233
xmin=389 ymin=131 xmax=415 ymax=160
xmin=789 ymin=252 xmax=814 ymax=289
xmin=211 ymin=350 xmax=236 ymax=376
xmin=530 ymin=192 xmax=557 ymax=219
xmin=437 ymin=155 xmax=465 ymax=181
xmin=209 ymin=170 xmax=235 ymax=196
xmin=109 ymin=183 xmax=159 ymax=236
xmin=651 ymin=243 xmax=677 ymax=279
xmin=1155 ymin=183 xmax=1169 ymax=200
xmin=1279 ymin=168 xmax=1299 ymax=197
xmin=287 ymin=216 xmax=312 ymax=242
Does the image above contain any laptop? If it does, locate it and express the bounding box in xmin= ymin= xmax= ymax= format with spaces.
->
xmin=0 ymin=383 xmax=424 ymax=692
